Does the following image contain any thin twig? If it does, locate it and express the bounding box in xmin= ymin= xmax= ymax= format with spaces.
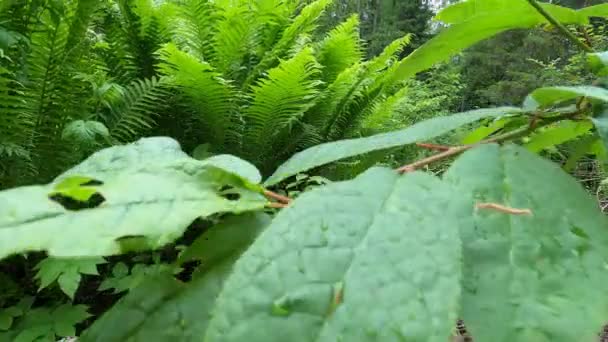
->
xmin=526 ymin=0 xmax=593 ymax=53
xmin=416 ymin=142 xmax=451 ymax=151
xmin=263 ymin=190 xmax=292 ymax=204
xmin=399 ymin=109 xmax=586 ymax=173
xmin=398 ymin=145 xmax=471 ymax=173
xmin=399 ymin=126 xmax=531 ymax=173
xmin=266 ymin=202 xmax=289 ymax=209
xmin=476 ymin=203 xmax=533 ymax=215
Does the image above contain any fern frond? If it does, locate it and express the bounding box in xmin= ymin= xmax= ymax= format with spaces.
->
xmin=359 ymin=86 xmax=409 ymax=133
xmin=242 ymin=0 xmax=332 ymax=88
xmin=116 ymin=0 xmax=164 ymax=78
xmin=106 ymin=76 xmax=171 ymax=143
xmin=169 ymin=0 xmax=221 ymax=61
xmin=159 ymin=44 xmax=237 ymax=149
xmin=316 ymin=14 xmax=363 ymax=83
xmin=241 ymin=46 xmax=322 ymax=165
xmin=366 ymin=34 xmax=412 ymax=93
xmin=303 ymin=62 xmax=365 ymax=131
xmin=367 ymin=34 xmax=411 ymax=73
xmin=211 ymin=5 xmax=259 ymax=81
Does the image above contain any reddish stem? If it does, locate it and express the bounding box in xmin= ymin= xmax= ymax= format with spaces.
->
xmin=263 ymin=190 xmax=292 ymax=204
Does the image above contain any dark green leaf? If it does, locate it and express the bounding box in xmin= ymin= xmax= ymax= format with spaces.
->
xmin=388 ymin=1 xmax=586 ymax=85
xmin=81 ymin=213 xmax=271 ymax=342
xmin=588 ymin=51 xmax=608 ymax=76
xmin=207 ymin=168 xmax=467 ymax=341
xmin=35 ymin=257 xmax=105 ymax=299
xmin=526 ymin=86 xmax=608 ymax=109
xmin=524 ymin=120 xmax=593 ymax=152
xmin=265 ymin=107 xmax=521 ymax=186
xmin=444 ymin=144 xmax=608 ymax=341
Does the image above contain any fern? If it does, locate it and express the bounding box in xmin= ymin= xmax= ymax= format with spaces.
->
xmin=106 ymin=76 xmax=170 ymax=143
xmin=211 ymin=5 xmax=260 ymax=83
xmin=169 ymin=0 xmax=220 ymax=61
xmin=241 ymin=47 xmax=322 ymax=165
xmin=242 ymin=0 xmax=332 ymax=88
xmin=360 ymin=86 xmax=410 ymax=133
xmin=316 ymin=14 xmax=363 ymax=83
xmin=159 ymin=44 xmax=237 ymax=149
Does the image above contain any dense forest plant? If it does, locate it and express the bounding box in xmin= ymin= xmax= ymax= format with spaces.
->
xmin=3 ymin=0 xmax=608 ymax=341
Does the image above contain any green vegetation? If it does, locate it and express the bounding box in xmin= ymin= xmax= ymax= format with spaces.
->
xmin=1 ymin=0 xmax=608 ymax=341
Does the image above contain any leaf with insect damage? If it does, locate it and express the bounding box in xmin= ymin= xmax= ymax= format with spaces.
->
xmin=0 ymin=137 xmax=266 ymax=260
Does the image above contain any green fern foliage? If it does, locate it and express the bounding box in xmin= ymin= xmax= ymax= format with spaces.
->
xmin=241 ymin=47 xmax=322 ymax=165
xmin=0 ymin=0 xmax=419 ymax=184
xmin=159 ymin=44 xmax=236 ymax=149
xmin=316 ymin=15 xmax=363 ymax=83
xmin=106 ymin=76 xmax=171 ymax=143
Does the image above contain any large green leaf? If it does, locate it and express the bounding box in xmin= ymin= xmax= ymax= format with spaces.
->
xmin=264 ymin=107 xmax=521 ymax=186
xmin=0 ymin=138 xmax=266 ymax=259
xmin=524 ymin=120 xmax=593 ymax=152
xmin=591 ymin=110 xmax=608 ymax=151
xmin=526 ymin=86 xmax=608 ymax=109
xmin=588 ymin=51 xmax=608 ymax=76
xmin=444 ymin=144 xmax=608 ymax=341
xmin=386 ymin=1 xmax=587 ymax=86
xmin=205 ymin=167 xmax=468 ymax=341
xmin=577 ymin=4 xmax=608 ymax=18
xmin=80 ymin=213 xmax=271 ymax=342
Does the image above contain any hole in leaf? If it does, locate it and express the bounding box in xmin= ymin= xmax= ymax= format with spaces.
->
xmin=219 ymin=185 xmax=241 ymax=201
xmin=49 ymin=192 xmax=105 ymax=211
xmin=80 ymin=179 xmax=103 ymax=186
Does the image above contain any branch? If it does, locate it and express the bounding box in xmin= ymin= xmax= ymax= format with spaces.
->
xmin=525 ymin=0 xmax=593 ymax=53
xmin=416 ymin=142 xmax=451 ymax=151
xmin=397 ymin=145 xmax=471 ymax=173
xmin=398 ymin=108 xmax=588 ymax=173
xmin=398 ymin=126 xmax=531 ymax=173
xmin=266 ymin=202 xmax=289 ymax=209
xmin=263 ymin=190 xmax=292 ymax=204
xmin=476 ymin=203 xmax=532 ymax=215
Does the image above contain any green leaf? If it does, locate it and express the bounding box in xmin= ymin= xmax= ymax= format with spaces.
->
xmin=7 ymin=304 xmax=90 ymax=341
xmin=524 ymin=120 xmax=593 ymax=152
xmin=460 ymin=118 xmax=510 ymax=144
xmin=178 ymin=213 xmax=271 ymax=265
xmin=0 ymin=137 xmax=266 ymax=259
xmin=61 ymin=120 xmax=109 ymax=143
xmin=577 ymin=4 xmax=608 ymax=18
xmin=206 ymin=168 xmax=467 ymax=341
xmin=591 ymin=110 xmax=608 ymax=151
xmin=563 ymin=135 xmax=598 ymax=172
xmin=436 ymin=0 xmax=584 ymax=25
xmin=264 ymin=107 xmax=521 ymax=186
xmin=80 ymin=213 xmax=271 ymax=342
xmin=199 ymin=155 xmax=262 ymax=185
xmin=444 ymin=144 xmax=608 ymax=341
xmin=526 ymin=86 xmax=608 ymax=109
xmin=50 ymin=176 xmax=100 ymax=202
xmin=587 ymin=51 xmax=608 ymax=76
xmin=192 ymin=144 xmax=214 ymax=160
xmin=0 ymin=306 xmax=22 ymax=331
xmin=98 ymin=262 xmax=181 ymax=294
xmin=35 ymin=257 xmax=106 ymax=299
xmin=387 ymin=1 xmax=587 ymax=86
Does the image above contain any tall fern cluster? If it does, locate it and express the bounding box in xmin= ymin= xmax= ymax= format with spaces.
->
xmin=0 ymin=0 xmax=414 ymax=186
xmin=158 ymin=0 xmax=414 ymax=174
